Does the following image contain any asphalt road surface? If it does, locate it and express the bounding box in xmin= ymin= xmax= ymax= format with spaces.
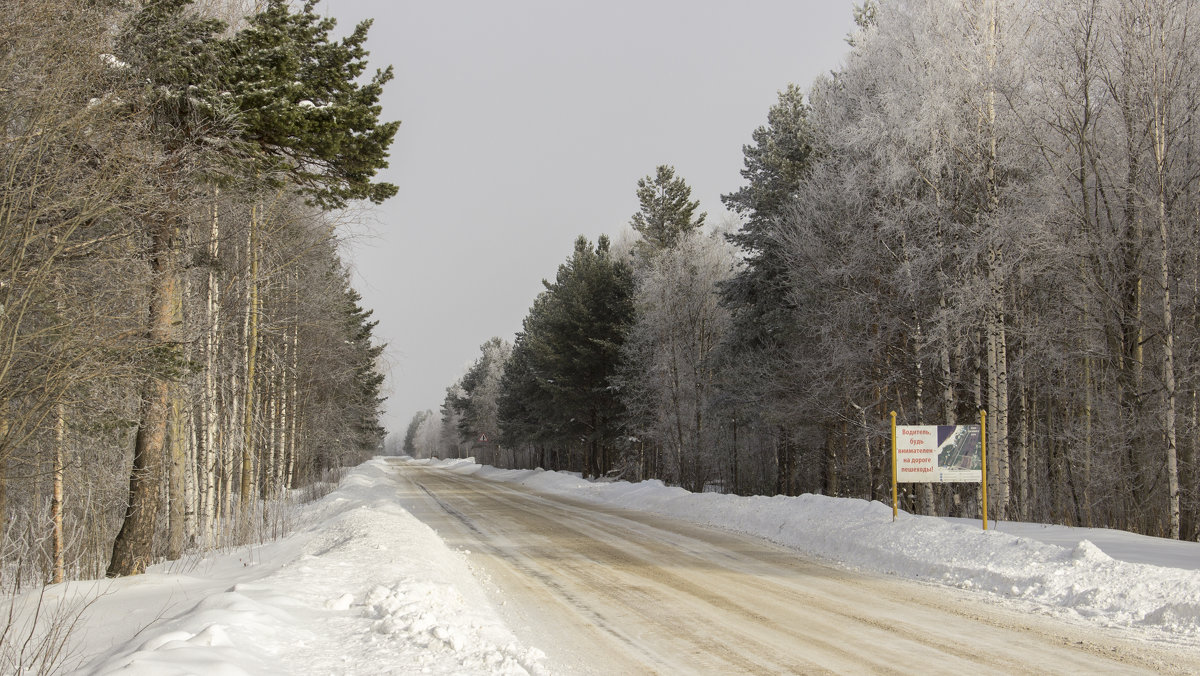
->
xmin=391 ymin=460 xmax=1200 ymax=675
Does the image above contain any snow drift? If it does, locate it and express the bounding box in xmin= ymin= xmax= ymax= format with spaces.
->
xmin=70 ymin=459 xmax=545 ymax=674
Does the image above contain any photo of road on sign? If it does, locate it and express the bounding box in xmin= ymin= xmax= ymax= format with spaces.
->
xmin=935 ymin=425 xmax=982 ymax=482
xmin=895 ymin=424 xmax=983 ymax=483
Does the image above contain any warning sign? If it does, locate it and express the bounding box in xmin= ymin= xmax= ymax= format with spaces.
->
xmin=895 ymin=425 xmax=982 ymax=483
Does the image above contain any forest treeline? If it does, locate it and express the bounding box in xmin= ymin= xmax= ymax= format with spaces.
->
xmin=409 ymin=0 xmax=1200 ymax=540
xmin=1 ymin=0 xmax=393 ymax=589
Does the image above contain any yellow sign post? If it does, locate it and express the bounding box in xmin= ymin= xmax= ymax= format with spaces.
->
xmin=981 ymin=409 xmax=988 ymax=531
xmin=891 ymin=411 xmax=898 ymax=522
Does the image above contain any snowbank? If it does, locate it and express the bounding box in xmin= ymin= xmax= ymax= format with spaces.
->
xmin=427 ymin=456 xmax=1200 ymax=646
xmin=68 ymin=458 xmax=544 ymax=675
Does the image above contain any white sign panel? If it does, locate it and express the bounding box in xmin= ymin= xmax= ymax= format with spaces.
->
xmin=896 ymin=425 xmax=982 ymax=483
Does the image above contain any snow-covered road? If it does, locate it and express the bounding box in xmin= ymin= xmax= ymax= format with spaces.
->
xmin=394 ymin=460 xmax=1199 ymax=675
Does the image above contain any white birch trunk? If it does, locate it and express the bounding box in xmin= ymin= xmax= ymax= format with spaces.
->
xmin=984 ymin=0 xmax=1010 ymax=520
xmin=201 ymin=187 xmax=222 ymax=547
xmin=240 ymin=203 xmax=259 ymax=533
xmin=52 ymin=402 xmax=64 ymax=584
xmin=1149 ymin=0 xmax=1182 ymax=539
xmin=286 ymin=317 xmax=299 ymax=490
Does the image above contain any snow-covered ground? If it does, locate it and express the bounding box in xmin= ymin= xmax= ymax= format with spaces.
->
xmin=11 ymin=455 xmax=1199 ymax=674
xmin=10 ymin=458 xmax=544 ymax=675
xmin=451 ymin=457 xmax=1200 ymax=647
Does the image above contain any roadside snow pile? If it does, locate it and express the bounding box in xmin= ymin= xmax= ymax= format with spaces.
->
xmin=75 ymin=458 xmax=544 ymax=675
xmin=426 ymin=457 xmax=1200 ymax=645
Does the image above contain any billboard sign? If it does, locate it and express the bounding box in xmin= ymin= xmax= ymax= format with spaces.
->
xmin=895 ymin=425 xmax=982 ymax=483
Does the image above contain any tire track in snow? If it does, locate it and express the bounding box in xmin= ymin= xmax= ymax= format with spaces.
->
xmin=394 ymin=461 xmax=1198 ymax=675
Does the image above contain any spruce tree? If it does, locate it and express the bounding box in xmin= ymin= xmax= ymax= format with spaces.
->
xmin=343 ymin=288 xmax=387 ymax=453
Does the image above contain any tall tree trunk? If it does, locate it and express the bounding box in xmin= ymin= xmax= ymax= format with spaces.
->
xmin=185 ymin=397 xmax=198 ymax=547
xmin=666 ymin=317 xmax=685 ymax=487
xmin=1017 ymin=371 xmax=1030 ymax=521
xmin=0 ymin=406 xmax=7 ymax=544
xmin=266 ymin=361 xmax=280 ymax=498
xmin=1156 ymin=135 xmax=1180 ymax=539
xmin=201 ymin=187 xmax=221 ymax=547
xmin=167 ymin=393 xmax=186 ymax=560
xmin=1149 ymin=3 xmax=1181 ymax=539
xmin=941 ymin=298 xmax=956 ymax=427
xmin=985 ymin=260 xmax=1010 ymax=520
xmin=52 ymin=402 xmax=64 ymax=584
xmin=984 ymin=0 xmax=1011 ymax=520
xmin=167 ymin=272 xmax=186 ymax=560
xmin=239 ymin=204 xmax=260 ymax=535
xmin=914 ymin=317 xmax=934 ymax=516
xmin=274 ymin=359 xmax=286 ymax=496
xmin=1073 ymin=0 xmax=1098 ymax=529
xmin=286 ymin=315 xmax=299 ymax=490
xmin=732 ymin=414 xmax=741 ymax=495
xmin=108 ymin=213 xmax=178 ymax=577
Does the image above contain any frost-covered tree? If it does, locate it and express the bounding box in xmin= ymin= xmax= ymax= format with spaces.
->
xmin=412 ymin=410 xmax=442 ymax=459
xmin=403 ymin=411 xmax=429 ymax=456
xmin=448 ymin=337 xmax=512 ymax=465
xmin=620 ymin=231 xmax=738 ymax=490
xmin=737 ymin=0 xmax=1200 ymax=537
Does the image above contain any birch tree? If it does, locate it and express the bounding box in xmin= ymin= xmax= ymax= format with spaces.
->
xmin=620 ymin=231 xmax=737 ymax=490
xmin=108 ymin=0 xmax=398 ymax=576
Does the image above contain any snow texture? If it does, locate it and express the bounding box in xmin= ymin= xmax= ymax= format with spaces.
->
xmin=445 ymin=457 xmax=1200 ymax=647
xmin=67 ymin=459 xmax=545 ymax=675
xmin=30 ymin=455 xmax=1200 ymax=674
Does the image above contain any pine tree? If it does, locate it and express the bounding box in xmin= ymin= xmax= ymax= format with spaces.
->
xmin=225 ymin=0 xmax=399 ymax=207
xmin=720 ymin=84 xmax=814 ymax=352
xmin=498 ymin=329 xmax=556 ymax=465
xmin=108 ymin=0 xmax=398 ymax=576
xmin=630 ymin=165 xmax=706 ymax=255
xmin=107 ymin=0 xmax=233 ymax=578
xmin=499 ymin=236 xmax=635 ymax=477
xmin=716 ymin=84 xmax=815 ymax=495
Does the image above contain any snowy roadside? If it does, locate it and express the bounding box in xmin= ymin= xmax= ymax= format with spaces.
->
xmin=27 ymin=453 xmax=1199 ymax=674
xmin=427 ymin=456 xmax=1200 ymax=648
xmin=39 ymin=458 xmax=544 ymax=675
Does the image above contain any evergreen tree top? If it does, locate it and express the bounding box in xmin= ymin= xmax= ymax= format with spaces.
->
xmin=722 ymin=84 xmax=812 ymax=231
xmin=118 ymin=0 xmax=399 ymax=209
xmin=630 ymin=165 xmax=706 ymax=255
xmin=227 ymin=0 xmax=399 ymax=208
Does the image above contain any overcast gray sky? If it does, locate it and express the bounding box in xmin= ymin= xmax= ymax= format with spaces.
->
xmin=319 ymin=0 xmax=857 ymax=438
